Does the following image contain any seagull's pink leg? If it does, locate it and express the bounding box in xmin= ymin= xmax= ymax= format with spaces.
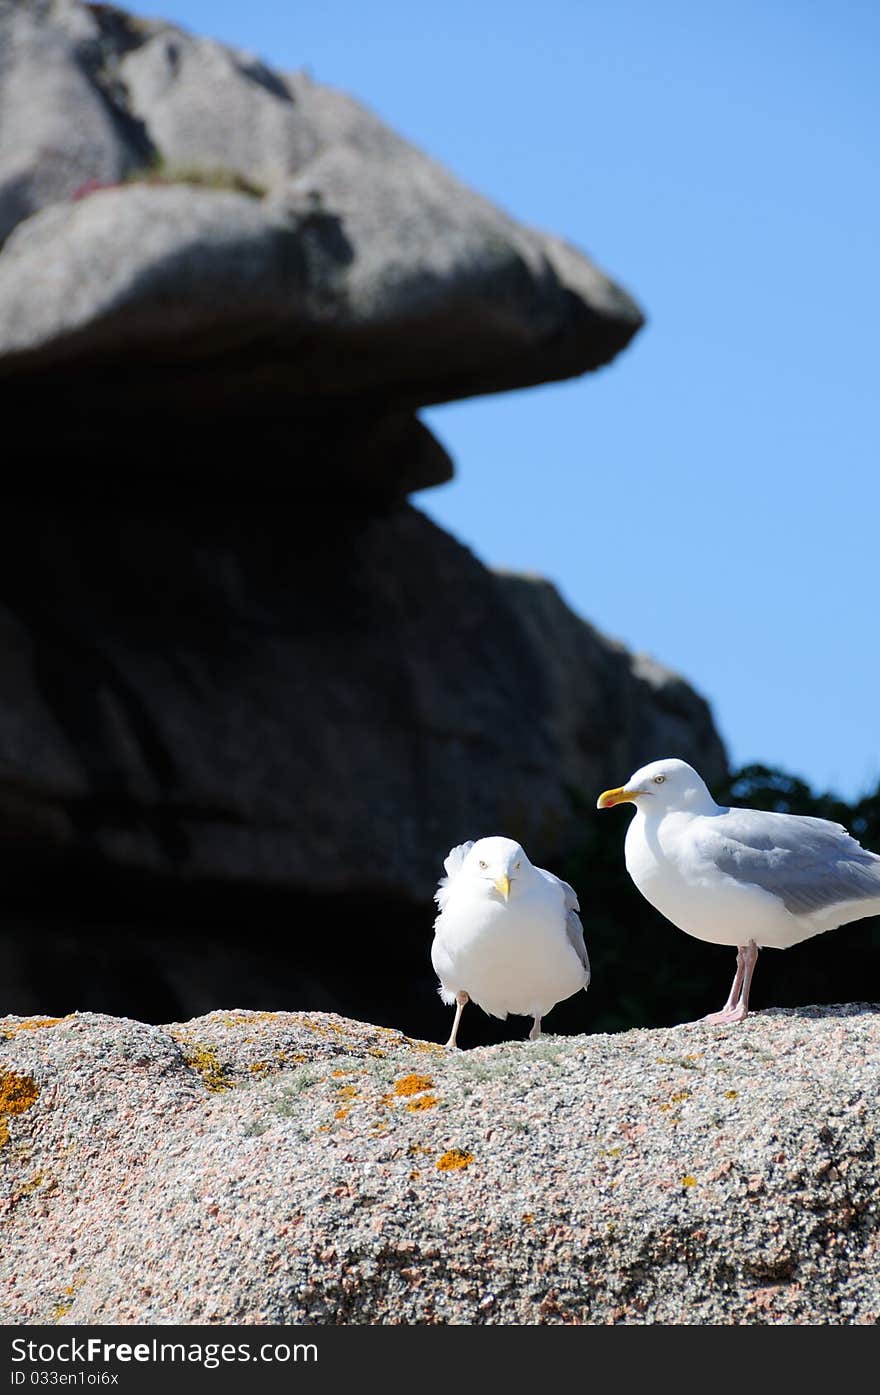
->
xmin=445 ymin=991 xmax=469 ymax=1049
xmin=529 ymin=1015 xmax=542 ymax=1041
xmin=736 ymin=941 xmax=760 ymax=1017
xmin=702 ymin=942 xmax=759 ymax=1025
xmin=701 ymin=947 xmax=745 ymax=1022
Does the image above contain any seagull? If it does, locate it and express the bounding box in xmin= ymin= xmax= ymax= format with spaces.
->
xmin=597 ymin=757 xmax=880 ymax=1023
xmin=431 ymin=836 xmax=590 ymax=1048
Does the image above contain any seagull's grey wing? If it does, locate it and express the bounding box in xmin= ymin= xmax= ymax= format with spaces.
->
xmin=537 ymin=868 xmax=590 ymax=979
xmin=695 ymin=808 xmax=880 ymax=916
xmin=434 ymin=840 xmax=475 ymax=910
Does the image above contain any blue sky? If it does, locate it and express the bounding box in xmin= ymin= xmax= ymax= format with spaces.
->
xmin=144 ymin=1 xmax=880 ymax=798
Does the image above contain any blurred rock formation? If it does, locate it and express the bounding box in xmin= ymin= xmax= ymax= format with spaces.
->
xmin=0 ymin=2 xmax=725 ymax=1029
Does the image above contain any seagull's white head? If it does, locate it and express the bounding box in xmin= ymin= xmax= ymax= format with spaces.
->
xmin=596 ymin=758 xmax=718 ymax=816
xmin=461 ymin=836 xmax=531 ymax=901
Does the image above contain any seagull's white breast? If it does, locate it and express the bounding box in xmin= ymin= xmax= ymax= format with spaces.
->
xmin=432 ymin=879 xmax=586 ymax=1019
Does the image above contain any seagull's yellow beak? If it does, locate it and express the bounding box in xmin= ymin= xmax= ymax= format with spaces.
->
xmin=494 ymin=874 xmax=511 ymax=901
xmin=596 ymin=786 xmax=638 ymax=810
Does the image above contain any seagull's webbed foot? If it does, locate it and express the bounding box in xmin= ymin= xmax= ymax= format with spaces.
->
xmin=702 ymin=1002 xmax=749 ymax=1025
xmin=528 ymin=1015 xmax=542 ymax=1042
xmin=694 ymin=941 xmax=759 ymax=1026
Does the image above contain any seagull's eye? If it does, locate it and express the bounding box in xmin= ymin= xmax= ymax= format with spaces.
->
xmin=478 ymin=859 xmax=488 ymax=869
xmin=514 ymin=861 xmax=521 ymax=870
xmin=653 ymin=775 xmax=666 ymax=785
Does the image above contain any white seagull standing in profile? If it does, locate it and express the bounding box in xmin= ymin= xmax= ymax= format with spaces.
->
xmin=597 ymin=757 xmax=880 ymax=1023
xmin=431 ymin=836 xmax=590 ymax=1048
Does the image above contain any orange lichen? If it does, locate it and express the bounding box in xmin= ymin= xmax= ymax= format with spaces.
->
xmin=406 ymin=1095 xmax=438 ymax=1112
xmin=0 ymin=1072 xmax=39 ymax=1149
xmin=410 ymin=1169 xmax=421 ymax=1181
xmin=681 ymin=1175 xmax=698 ymax=1187
xmin=725 ymin=1090 xmax=739 ymax=1099
xmin=437 ymin=1149 xmax=474 ymax=1172
xmin=336 ymin=1085 xmax=359 ymax=1101
xmin=334 ymin=1108 xmax=350 ymax=1121
xmin=671 ymin=1092 xmax=691 ymax=1104
xmin=393 ymin=1074 xmax=434 ymax=1097
xmin=0 ymin=1017 xmax=61 ymax=1040
xmin=0 ymin=1072 xmax=39 ymax=1116
xmin=522 ymin=1212 xmax=535 ymax=1225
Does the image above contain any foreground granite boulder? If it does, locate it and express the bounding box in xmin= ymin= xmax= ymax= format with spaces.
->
xmin=1 ymin=1006 xmax=877 ymax=1324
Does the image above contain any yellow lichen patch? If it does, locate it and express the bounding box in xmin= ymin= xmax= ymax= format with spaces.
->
xmin=683 ymin=1053 xmax=702 ymax=1061
xmin=410 ymin=1169 xmax=421 ymax=1181
xmin=53 ymin=1304 xmax=72 ymax=1322
xmin=725 ymin=1090 xmax=739 ymax=1099
xmin=18 ymin=1171 xmax=45 ymax=1196
xmin=406 ymin=1095 xmax=438 ymax=1112
xmin=336 ymin=1085 xmax=359 ymax=1101
xmin=367 ymin=1048 xmax=387 ymax=1059
xmin=393 ymin=1074 xmax=434 ymax=1097
xmin=331 ymin=1069 xmax=349 ymax=1078
xmin=0 ymin=1017 xmax=61 ymax=1040
xmin=400 ymin=1032 xmax=445 ymax=1054
xmin=437 ymin=1149 xmax=474 ymax=1172
xmin=218 ymin=1011 xmax=282 ymax=1029
xmin=671 ymin=1091 xmax=691 ymax=1104
xmin=407 ymin=1143 xmax=434 ymax=1157
xmin=681 ymin=1175 xmax=698 ymax=1187
xmin=180 ymin=1046 xmax=233 ymax=1093
xmin=249 ymin=1061 xmax=270 ymax=1074
xmin=0 ymin=1072 xmax=39 ymax=1148
xmin=522 ymin=1212 xmax=535 ymax=1225
xmin=334 ymin=1108 xmax=350 ymax=1121
xmin=0 ymin=1072 xmax=39 ymax=1116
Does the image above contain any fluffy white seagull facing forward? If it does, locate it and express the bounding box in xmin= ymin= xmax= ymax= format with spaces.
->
xmin=431 ymin=836 xmax=590 ymax=1048
xmin=597 ymin=757 xmax=880 ymax=1023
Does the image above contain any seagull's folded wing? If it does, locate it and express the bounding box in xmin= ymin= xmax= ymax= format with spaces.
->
xmin=694 ymin=809 xmax=880 ymax=916
xmin=537 ymin=868 xmax=590 ymax=978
